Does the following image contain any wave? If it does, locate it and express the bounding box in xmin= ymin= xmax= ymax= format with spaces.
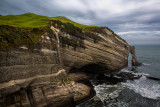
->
xmin=93 ymin=83 xmax=125 ymax=102
xmin=120 ymin=68 xmax=132 ymax=73
xmin=142 ymin=63 xmax=151 ymax=66
xmin=122 ymin=76 xmax=160 ymax=99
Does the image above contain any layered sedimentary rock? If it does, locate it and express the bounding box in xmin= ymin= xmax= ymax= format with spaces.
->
xmin=0 ymin=20 xmax=139 ymax=106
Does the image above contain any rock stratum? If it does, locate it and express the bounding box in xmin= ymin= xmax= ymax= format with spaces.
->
xmin=0 ymin=19 xmax=140 ymax=107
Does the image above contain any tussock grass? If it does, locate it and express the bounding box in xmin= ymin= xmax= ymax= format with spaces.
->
xmin=0 ymin=13 xmax=97 ymax=29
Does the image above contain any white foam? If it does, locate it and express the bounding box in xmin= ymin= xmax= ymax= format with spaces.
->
xmin=93 ymin=83 xmax=129 ymax=107
xmin=94 ymin=83 xmax=125 ymax=102
xmin=120 ymin=68 xmax=132 ymax=73
xmin=142 ymin=63 xmax=151 ymax=66
xmin=122 ymin=76 xmax=160 ymax=99
xmin=132 ymin=72 xmax=150 ymax=76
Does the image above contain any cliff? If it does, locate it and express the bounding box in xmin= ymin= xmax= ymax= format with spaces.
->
xmin=0 ymin=13 xmax=140 ymax=107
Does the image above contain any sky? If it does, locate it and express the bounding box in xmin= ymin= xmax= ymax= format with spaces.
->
xmin=0 ymin=0 xmax=160 ymax=44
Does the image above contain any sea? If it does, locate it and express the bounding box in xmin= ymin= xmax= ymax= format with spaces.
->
xmin=77 ymin=44 xmax=160 ymax=107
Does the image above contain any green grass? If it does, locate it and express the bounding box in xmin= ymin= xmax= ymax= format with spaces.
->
xmin=0 ymin=13 xmax=97 ymax=29
xmin=0 ymin=13 xmax=103 ymax=50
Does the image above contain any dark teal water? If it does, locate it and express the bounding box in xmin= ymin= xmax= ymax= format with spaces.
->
xmin=77 ymin=45 xmax=160 ymax=107
xmin=134 ymin=44 xmax=160 ymax=79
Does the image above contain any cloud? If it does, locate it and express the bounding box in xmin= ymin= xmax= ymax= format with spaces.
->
xmin=0 ymin=0 xmax=160 ymax=44
xmin=117 ymin=30 xmax=160 ymax=44
xmin=123 ymin=35 xmax=160 ymax=44
xmin=118 ymin=31 xmax=160 ymax=35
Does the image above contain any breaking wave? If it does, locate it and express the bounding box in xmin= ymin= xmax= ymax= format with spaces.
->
xmin=122 ymin=76 xmax=160 ymax=99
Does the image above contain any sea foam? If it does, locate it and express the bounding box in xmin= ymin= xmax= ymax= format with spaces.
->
xmin=122 ymin=76 xmax=160 ymax=99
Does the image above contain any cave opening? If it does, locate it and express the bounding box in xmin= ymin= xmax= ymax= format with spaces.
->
xmin=70 ymin=63 xmax=108 ymax=74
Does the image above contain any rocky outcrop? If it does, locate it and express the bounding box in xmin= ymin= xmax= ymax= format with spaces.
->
xmin=130 ymin=46 xmax=141 ymax=66
xmin=0 ymin=81 xmax=93 ymax=107
xmin=0 ymin=20 xmax=140 ymax=106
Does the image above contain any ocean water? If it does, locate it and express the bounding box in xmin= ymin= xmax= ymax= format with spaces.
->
xmin=77 ymin=45 xmax=160 ymax=107
xmin=135 ymin=44 xmax=160 ymax=79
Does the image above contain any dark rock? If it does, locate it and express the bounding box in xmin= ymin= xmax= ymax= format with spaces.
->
xmin=146 ymin=76 xmax=160 ymax=81
xmin=94 ymin=74 xmax=124 ymax=85
xmin=116 ymin=72 xmax=142 ymax=80
xmin=94 ymin=71 xmax=141 ymax=85
xmin=77 ymin=96 xmax=104 ymax=107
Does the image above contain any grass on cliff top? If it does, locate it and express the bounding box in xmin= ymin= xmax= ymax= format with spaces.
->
xmin=0 ymin=13 xmax=97 ymax=29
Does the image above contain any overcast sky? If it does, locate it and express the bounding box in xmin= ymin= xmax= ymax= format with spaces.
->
xmin=0 ymin=0 xmax=160 ymax=44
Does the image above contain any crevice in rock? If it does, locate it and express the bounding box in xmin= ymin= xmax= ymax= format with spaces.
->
xmin=70 ymin=63 xmax=108 ymax=74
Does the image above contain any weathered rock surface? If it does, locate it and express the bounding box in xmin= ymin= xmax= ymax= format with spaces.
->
xmin=0 ymin=20 xmax=140 ymax=106
xmin=130 ymin=46 xmax=142 ymax=66
xmin=0 ymin=82 xmax=93 ymax=107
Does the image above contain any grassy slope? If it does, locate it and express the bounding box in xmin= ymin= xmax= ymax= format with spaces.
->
xmin=0 ymin=13 xmax=96 ymax=50
xmin=0 ymin=13 xmax=127 ymax=51
xmin=1 ymin=13 xmax=117 ymax=50
xmin=0 ymin=13 xmax=97 ymax=29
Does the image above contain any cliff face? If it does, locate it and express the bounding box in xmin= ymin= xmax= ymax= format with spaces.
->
xmin=0 ymin=20 xmax=139 ymax=106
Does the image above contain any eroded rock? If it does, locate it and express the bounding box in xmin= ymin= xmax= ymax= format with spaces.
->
xmin=0 ymin=20 xmax=140 ymax=106
xmin=0 ymin=82 xmax=94 ymax=107
xmin=130 ymin=46 xmax=141 ymax=66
